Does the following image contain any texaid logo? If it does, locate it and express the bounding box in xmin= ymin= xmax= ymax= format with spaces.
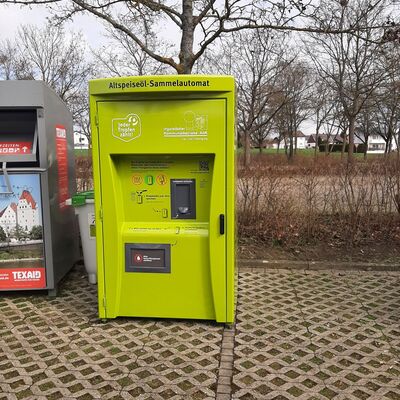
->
xmin=56 ymin=126 xmax=67 ymax=138
xmin=112 ymin=114 xmax=141 ymax=142
xmin=12 ymin=270 xmax=41 ymax=281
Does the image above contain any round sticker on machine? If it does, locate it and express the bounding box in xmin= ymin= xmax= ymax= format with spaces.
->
xmin=132 ymin=174 xmax=143 ymax=185
xmin=156 ymin=174 xmax=168 ymax=185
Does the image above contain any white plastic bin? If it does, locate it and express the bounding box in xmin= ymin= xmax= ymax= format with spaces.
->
xmin=67 ymin=192 xmax=97 ymax=284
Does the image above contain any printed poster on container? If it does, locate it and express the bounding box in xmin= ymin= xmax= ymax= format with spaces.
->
xmin=0 ymin=174 xmax=46 ymax=289
xmin=55 ymin=125 xmax=70 ymax=210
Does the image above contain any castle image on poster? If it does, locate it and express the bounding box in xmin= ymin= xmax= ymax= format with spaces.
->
xmin=0 ymin=174 xmax=43 ymax=241
xmin=0 ymin=190 xmax=41 ymax=234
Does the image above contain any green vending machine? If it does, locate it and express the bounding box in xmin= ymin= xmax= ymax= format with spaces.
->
xmin=89 ymin=76 xmax=235 ymax=323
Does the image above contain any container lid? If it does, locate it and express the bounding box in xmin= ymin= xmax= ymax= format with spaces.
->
xmin=68 ymin=191 xmax=94 ymax=206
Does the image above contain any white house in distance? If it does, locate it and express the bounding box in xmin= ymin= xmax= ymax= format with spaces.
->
xmin=367 ymin=134 xmax=397 ymax=153
xmin=306 ymin=134 xmax=343 ymax=148
xmin=253 ymin=131 xmax=309 ymax=150
xmin=278 ymin=131 xmax=307 ymax=150
xmin=307 ymin=132 xmax=396 ymax=154
xmin=0 ymin=190 xmax=40 ymax=234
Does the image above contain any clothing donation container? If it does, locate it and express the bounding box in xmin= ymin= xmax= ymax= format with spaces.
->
xmin=0 ymin=81 xmax=79 ymax=295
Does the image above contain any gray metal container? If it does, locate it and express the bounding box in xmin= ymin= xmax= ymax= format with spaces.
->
xmin=0 ymin=81 xmax=79 ymax=295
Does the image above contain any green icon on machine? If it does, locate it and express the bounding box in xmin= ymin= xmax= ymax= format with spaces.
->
xmin=145 ymin=175 xmax=154 ymax=185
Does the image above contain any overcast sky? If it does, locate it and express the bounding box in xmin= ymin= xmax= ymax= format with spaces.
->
xmin=0 ymin=4 xmax=105 ymax=46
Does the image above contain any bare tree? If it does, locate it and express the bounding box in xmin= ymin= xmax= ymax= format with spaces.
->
xmin=1 ymin=0 xmax=397 ymax=75
xmin=310 ymin=78 xmax=336 ymax=157
xmin=1 ymin=24 xmax=94 ymax=114
xmin=373 ymin=43 xmax=400 ymax=156
xmin=235 ymin=33 xmax=294 ymax=166
xmin=0 ymin=40 xmax=16 ymax=80
xmin=355 ymin=99 xmax=378 ymax=159
xmin=0 ymin=24 xmax=95 ymax=145
xmin=314 ymin=96 xmax=348 ymax=157
xmin=305 ymin=0 xmax=391 ymax=163
xmin=0 ymin=1 xmax=303 ymax=74
xmin=273 ymin=60 xmax=312 ymax=161
xmin=206 ymin=28 xmax=293 ymax=166
xmin=93 ymin=26 xmax=171 ymax=77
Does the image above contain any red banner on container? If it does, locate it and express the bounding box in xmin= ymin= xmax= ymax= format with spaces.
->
xmin=0 ymin=142 xmax=32 ymax=154
xmin=55 ymin=125 xmax=70 ymax=210
xmin=0 ymin=268 xmax=46 ymax=289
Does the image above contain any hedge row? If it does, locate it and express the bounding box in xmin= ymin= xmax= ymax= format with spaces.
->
xmin=318 ymin=143 xmax=367 ymax=153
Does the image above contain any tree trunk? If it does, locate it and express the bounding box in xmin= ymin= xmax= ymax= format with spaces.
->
xmin=341 ymin=129 xmax=346 ymax=159
xmin=288 ymin=133 xmax=294 ymax=161
xmin=258 ymin=138 xmax=263 ymax=154
xmin=384 ymin=139 xmax=390 ymax=156
xmin=347 ymin=116 xmax=355 ymax=163
xmin=244 ymin=133 xmax=251 ymax=167
xmin=314 ymin=110 xmax=320 ymax=158
xmin=396 ymin=132 xmax=400 ymax=163
xmin=277 ymin=137 xmax=281 ymax=154
xmin=363 ymin=134 xmax=368 ymax=160
xmin=179 ymin=0 xmax=195 ymax=74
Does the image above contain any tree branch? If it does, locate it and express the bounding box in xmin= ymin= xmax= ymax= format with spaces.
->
xmin=71 ymin=0 xmax=179 ymax=71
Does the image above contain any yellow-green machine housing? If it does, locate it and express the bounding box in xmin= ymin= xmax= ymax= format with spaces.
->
xmin=89 ymin=75 xmax=235 ymax=323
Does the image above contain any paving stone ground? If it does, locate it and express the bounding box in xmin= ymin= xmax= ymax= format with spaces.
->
xmin=0 ymin=264 xmax=399 ymax=399
xmin=0 ymin=265 xmax=222 ymax=400
xmin=233 ymin=268 xmax=400 ymax=400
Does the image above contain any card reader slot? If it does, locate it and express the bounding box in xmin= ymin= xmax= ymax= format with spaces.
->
xmin=170 ymin=179 xmax=196 ymax=220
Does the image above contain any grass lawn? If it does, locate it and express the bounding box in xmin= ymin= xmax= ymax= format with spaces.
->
xmin=237 ymin=147 xmax=313 ymax=155
xmin=75 ymin=148 xmax=91 ymax=157
xmin=0 ymin=246 xmax=43 ymax=260
xmin=237 ymin=147 xmax=382 ymax=159
xmin=75 ymin=146 xmax=386 ymax=162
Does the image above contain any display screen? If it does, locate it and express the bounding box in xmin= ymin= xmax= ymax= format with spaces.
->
xmin=125 ymin=243 xmax=171 ymax=273
xmin=0 ymin=110 xmax=36 ymax=155
xmin=131 ymin=249 xmax=165 ymax=268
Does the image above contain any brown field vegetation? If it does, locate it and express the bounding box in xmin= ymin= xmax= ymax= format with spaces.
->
xmin=237 ymin=154 xmax=400 ymax=252
xmin=76 ymin=153 xmax=400 ymax=261
xmin=76 ymin=156 xmax=93 ymax=192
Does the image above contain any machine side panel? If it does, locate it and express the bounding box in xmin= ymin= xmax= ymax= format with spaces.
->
xmin=43 ymin=88 xmax=79 ymax=288
xmin=225 ymin=91 xmax=236 ymax=323
xmin=92 ymin=100 xmax=107 ymax=318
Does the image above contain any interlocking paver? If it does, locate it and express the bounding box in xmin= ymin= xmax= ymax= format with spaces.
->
xmin=1 ymin=264 xmax=400 ymax=399
xmin=0 ymin=264 xmax=222 ymax=399
xmin=233 ymin=269 xmax=400 ymax=400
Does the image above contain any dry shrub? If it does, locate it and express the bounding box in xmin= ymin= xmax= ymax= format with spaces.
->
xmin=75 ymin=152 xmax=400 ymax=247
xmin=237 ymin=152 xmax=347 ymax=177
xmin=237 ymin=166 xmax=301 ymax=245
xmin=75 ymin=156 xmax=93 ymax=191
xmin=238 ymin=156 xmax=400 ymax=247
